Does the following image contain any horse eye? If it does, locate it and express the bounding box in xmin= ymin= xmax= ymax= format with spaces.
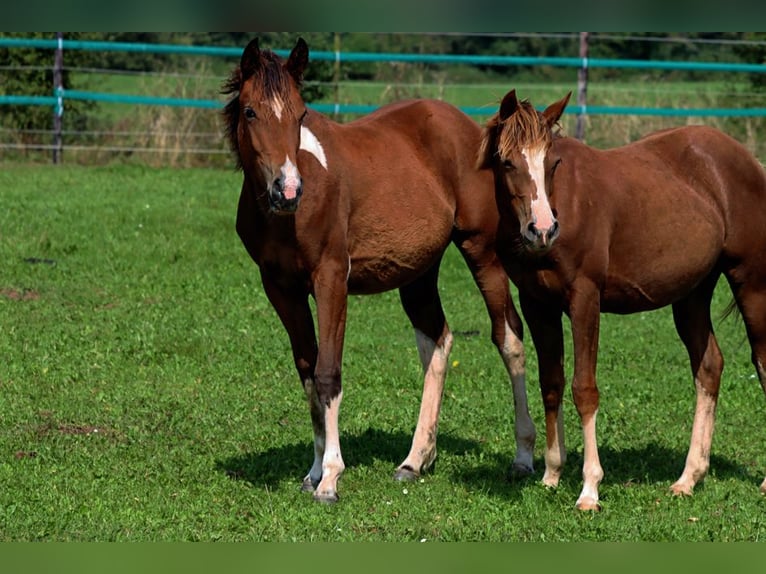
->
xmin=503 ymin=159 xmax=515 ymax=171
xmin=244 ymin=107 xmax=256 ymax=120
xmin=551 ymin=158 xmax=562 ymax=172
xmin=299 ymin=109 xmax=308 ymax=123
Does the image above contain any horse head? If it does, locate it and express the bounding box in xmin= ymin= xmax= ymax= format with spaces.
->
xmin=224 ymin=37 xmax=310 ymax=215
xmin=478 ymin=89 xmax=570 ymax=253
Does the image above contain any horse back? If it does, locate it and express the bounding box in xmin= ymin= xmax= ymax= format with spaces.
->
xmin=539 ymin=127 xmax=766 ymax=310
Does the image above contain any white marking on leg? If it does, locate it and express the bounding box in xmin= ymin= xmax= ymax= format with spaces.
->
xmin=280 ymin=155 xmax=301 ymax=200
xmin=399 ymin=329 xmax=452 ymax=474
xmin=671 ymin=380 xmax=716 ymax=496
xmin=501 ymin=320 xmax=535 ymax=473
xmin=315 ymin=392 xmax=345 ymax=501
xmin=522 ymin=145 xmax=555 ymax=232
xmin=299 ymin=125 xmax=328 ymax=170
xmin=575 ymin=410 xmax=603 ymax=510
xmin=543 ymin=403 xmax=566 ymax=487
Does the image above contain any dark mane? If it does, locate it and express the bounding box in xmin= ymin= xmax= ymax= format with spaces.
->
xmin=221 ymin=48 xmax=301 ymax=170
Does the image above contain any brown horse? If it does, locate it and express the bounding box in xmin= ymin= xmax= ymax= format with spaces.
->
xmin=478 ymin=89 xmax=766 ymax=511
xmin=222 ymin=38 xmax=536 ymax=502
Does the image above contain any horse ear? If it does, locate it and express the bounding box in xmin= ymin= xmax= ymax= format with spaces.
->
xmin=477 ymin=115 xmax=500 ymax=170
xmin=286 ymin=37 xmax=309 ymax=84
xmin=542 ymin=91 xmax=571 ymax=127
xmin=240 ymin=37 xmax=261 ymax=79
xmin=499 ymin=89 xmax=519 ymax=121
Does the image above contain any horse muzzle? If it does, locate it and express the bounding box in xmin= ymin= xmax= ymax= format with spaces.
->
xmin=522 ymin=219 xmax=560 ymax=253
xmin=268 ymin=173 xmax=303 ymax=215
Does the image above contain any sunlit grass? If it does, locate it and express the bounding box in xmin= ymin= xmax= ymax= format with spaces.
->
xmin=0 ymin=164 xmax=764 ymax=541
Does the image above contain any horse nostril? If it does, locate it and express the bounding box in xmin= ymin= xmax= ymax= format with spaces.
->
xmin=548 ymin=220 xmax=560 ymax=241
xmin=527 ymin=221 xmax=540 ymax=239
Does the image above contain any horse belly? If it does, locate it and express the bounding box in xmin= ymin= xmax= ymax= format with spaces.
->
xmin=346 ymin=225 xmax=450 ymax=294
xmin=602 ymin=252 xmax=719 ymax=313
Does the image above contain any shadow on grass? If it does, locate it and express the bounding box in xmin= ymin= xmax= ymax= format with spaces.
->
xmin=216 ymin=427 xmax=482 ymax=491
xmin=527 ymin=441 xmax=762 ymax=494
xmin=217 ymin=431 xmax=761 ymax=500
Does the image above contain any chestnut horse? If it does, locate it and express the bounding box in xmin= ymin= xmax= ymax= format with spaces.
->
xmin=222 ymin=38 xmax=536 ymax=502
xmin=478 ymin=89 xmax=766 ymax=510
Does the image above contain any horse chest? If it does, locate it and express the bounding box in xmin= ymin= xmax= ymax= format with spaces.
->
xmin=507 ymin=262 xmax=567 ymax=304
xmin=256 ymin=238 xmax=313 ymax=285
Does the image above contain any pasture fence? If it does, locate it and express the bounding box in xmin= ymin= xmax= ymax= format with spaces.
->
xmin=1 ymin=34 xmax=766 ymax=166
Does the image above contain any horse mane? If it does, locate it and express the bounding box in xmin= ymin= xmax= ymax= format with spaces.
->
xmin=496 ymin=98 xmax=556 ymax=157
xmin=221 ymin=48 xmax=302 ymax=170
xmin=478 ymin=96 xmax=564 ymax=170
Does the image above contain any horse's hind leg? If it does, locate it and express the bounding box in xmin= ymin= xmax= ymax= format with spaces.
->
xmin=725 ymin=277 xmax=766 ymax=493
xmin=456 ymin=242 xmax=535 ymax=476
xmin=670 ymin=277 xmax=724 ymax=496
xmin=395 ymin=265 xmax=452 ymax=481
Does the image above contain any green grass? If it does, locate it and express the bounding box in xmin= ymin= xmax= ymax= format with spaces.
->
xmin=1 ymin=164 xmax=765 ymax=541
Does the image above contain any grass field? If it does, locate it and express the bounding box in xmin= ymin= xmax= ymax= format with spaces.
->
xmin=1 ymin=163 xmax=765 ymax=541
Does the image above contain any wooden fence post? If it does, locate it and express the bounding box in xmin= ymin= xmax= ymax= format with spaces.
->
xmin=575 ymin=31 xmax=589 ymax=141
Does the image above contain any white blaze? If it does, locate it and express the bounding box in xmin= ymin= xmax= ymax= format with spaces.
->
xmin=522 ymin=145 xmax=555 ymax=231
xmin=271 ymin=97 xmax=284 ymax=121
xmin=280 ymin=155 xmax=301 ymax=200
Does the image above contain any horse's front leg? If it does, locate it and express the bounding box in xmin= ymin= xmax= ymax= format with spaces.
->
xmin=308 ymin=261 xmax=351 ymax=503
xmin=520 ymin=291 xmax=567 ymax=488
xmin=568 ymin=283 xmax=604 ymax=511
xmin=259 ymin=274 xmax=324 ymax=493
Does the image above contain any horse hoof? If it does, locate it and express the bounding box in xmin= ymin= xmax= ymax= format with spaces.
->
xmin=301 ymin=476 xmax=319 ymax=493
xmin=669 ymin=482 xmax=693 ymax=497
xmin=313 ymin=491 xmax=339 ymax=504
xmin=575 ymin=497 xmax=601 ymax=512
xmin=508 ymin=462 xmax=534 ymax=480
xmin=393 ymin=465 xmax=419 ymax=482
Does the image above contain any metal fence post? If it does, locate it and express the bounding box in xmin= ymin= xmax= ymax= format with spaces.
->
xmin=575 ymin=32 xmax=589 ymax=141
xmin=52 ymin=32 xmax=64 ymax=164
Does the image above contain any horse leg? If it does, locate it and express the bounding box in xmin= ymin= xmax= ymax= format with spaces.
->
xmin=395 ymin=264 xmax=453 ymax=481
xmin=724 ymin=277 xmax=766 ymax=493
xmin=308 ymin=260 xmax=352 ymax=502
xmin=564 ymin=284 xmax=605 ymax=511
xmin=669 ymin=277 xmax=723 ymax=496
xmin=519 ymin=290 xmax=567 ymax=488
xmin=259 ymin=274 xmax=324 ymax=493
xmin=455 ymin=240 xmax=535 ymax=476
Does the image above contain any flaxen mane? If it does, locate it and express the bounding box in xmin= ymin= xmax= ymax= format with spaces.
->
xmin=496 ymin=98 xmax=555 ymax=157
xmin=477 ymin=97 xmax=562 ymax=170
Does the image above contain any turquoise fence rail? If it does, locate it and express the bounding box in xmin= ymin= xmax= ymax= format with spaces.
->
xmin=5 ymin=92 xmax=766 ymax=119
xmin=2 ymin=36 xmax=766 ymax=119
xmin=2 ymin=35 xmax=766 ymax=164
xmin=3 ymin=37 xmax=766 ymax=74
